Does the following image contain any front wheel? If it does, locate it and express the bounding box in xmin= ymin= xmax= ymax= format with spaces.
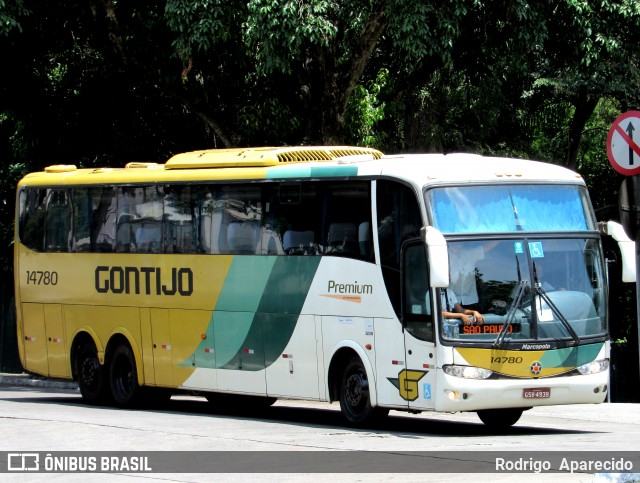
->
xmin=109 ymin=344 xmax=141 ymax=407
xmin=477 ymin=408 xmax=523 ymax=429
xmin=339 ymin=357 xmax=385 ymax=425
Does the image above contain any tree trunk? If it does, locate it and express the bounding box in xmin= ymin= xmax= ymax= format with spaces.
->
xmin=566 ymin=90 xmax=599 ymax=171
xmin=317 ymin=6 xmax=388 ymax=145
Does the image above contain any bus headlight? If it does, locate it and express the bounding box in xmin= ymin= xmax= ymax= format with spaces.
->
xmin=577 ymin=359 xmax=609 ymax=375
xmin=444 ymin=365 xmax=493 ymax=380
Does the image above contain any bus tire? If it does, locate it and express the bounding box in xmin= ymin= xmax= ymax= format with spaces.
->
xmin=477 ymin=408 xmax=523 ymax=428
xmin=339 ymin=356 xmax=384 ymax=425
xmin=76 ymin=343 xmax=109 ymax=404
xmin=109 ymin=344 xmax=141 ymax=407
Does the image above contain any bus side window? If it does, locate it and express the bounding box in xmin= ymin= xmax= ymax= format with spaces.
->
xmin=164 ymin=185 xmax=197 ymax=254
xmin=19 ymin=188 xmax=46 ymax=252
xmin=377 ymin=180 xmax=423 ymax=316
xmin=269 ymin=182 xmax=318 ymax=256
xmin=44 ymin=189 xmax=71 ymax=252
xmin=402 ymin=242 xmax=434 ymax=342
xmin=199 ymin=189 xmax=226 ymax=254
xmin=217 ymin=184 xmax=262 ymax=255
xmin=322 ymin=181 xmax=372 ymax=260
xmin=283 ymin=230 xmax=315 ymax=255
xmin=358 ymin=221 xmax=373 ymax=260
xmin=117 ymin=186 xmax=164 ymax=253
xmin=91 ymin=187 xmax=117 ymax=252
xmin=71 ymin=188 xmax=92 ymax=252
xmin=326 ymin=222 xmax=358 ymax=255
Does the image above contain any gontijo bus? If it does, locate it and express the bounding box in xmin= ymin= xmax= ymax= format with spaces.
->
xmin=14 ymin=146 xmax=624 ymax=427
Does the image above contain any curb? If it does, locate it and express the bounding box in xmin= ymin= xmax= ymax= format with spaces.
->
xmin=0 ymin=373 xmax=78 ymax=391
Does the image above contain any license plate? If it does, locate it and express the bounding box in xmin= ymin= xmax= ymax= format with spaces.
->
xmin=523 ymin=388 xmax=551 ymax=399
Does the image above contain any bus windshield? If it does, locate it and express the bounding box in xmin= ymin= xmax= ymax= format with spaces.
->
xmin=439 ymin=238 xmax=607 ymax=344
xmin=428 ymin=184 xmax=596 ymax=233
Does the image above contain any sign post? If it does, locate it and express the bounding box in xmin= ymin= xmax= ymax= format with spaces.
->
xmin=607 ymin=110 xmax=640 ymax=382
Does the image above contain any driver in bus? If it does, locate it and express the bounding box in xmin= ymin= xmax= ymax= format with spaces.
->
xmin=449 ymin=240 xmax=499 ymax=311
xmin=442 ymin=287 xmax=484 ymax=326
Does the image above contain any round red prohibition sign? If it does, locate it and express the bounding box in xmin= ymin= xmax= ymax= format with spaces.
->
xmin=607 ymin=110 xmax=640 ymax=175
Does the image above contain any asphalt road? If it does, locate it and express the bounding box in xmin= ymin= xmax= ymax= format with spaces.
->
xmin=0 ymin=374 xmax=638 ymax=483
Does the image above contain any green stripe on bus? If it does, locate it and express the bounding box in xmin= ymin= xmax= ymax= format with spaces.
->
xmin=266 ymin=165 xmax=358 ymax=179
xmin=539 ymin=342 xmax=603 ymax=368
xmin=185 ymin=256 xmax=321 ymax=370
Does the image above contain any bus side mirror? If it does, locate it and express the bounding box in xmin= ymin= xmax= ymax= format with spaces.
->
xmin=601 ymin=220 xmax=636 ymax=283
xmin=422 ymin=226 xmax=449 ymax=288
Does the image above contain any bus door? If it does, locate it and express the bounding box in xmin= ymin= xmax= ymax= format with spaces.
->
xmin=401 ymin=242 xmax=437 ymax=411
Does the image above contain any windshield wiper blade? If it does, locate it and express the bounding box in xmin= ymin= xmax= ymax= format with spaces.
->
xmin=494 ymin=280 xmax=528 ymax=348
xmin=535 ymin=284 xmax=580 ymax=346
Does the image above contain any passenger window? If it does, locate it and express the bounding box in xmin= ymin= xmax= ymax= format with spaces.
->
xmin=91 ymin=187 xmax=117 ymax=252
xmin=71 ymin=188 xmax=92 ymax=252
xmin=218 ymin=185 xmax=262 ymax=254
xmin=164 ymin=185 xmax=198 ymax=254
xmin=322 ymin=181 xmax=372 ymax=260
xmin=44 ymin=189 xmax=72 ymax=252
xmin=116 ymin=186 xmax=163 ymax=253
xmin=268 ymin=181 xmax=373 ymax=260
xmin=271 ymin=183 xmax=318 ymax=256
xmin=19 ymin=188 xmax=46 ymax=252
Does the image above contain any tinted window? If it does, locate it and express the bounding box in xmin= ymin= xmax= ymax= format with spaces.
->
xmin=19 ymin=180 xmax=374 ymax=261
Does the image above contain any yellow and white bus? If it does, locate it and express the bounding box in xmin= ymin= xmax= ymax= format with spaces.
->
xmin=14 ymin=146 xmax=622 ymax=427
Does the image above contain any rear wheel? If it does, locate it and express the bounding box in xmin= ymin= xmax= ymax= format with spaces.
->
xmin=477 ymin=408 xmax=523 ymax=428
xmin=339 ymin=357 xmax=386 ymax=425
xmin=76 ymin=343 xmax=109 ymax=404
xmin=109 ymin=344 xmax=141 ymax=407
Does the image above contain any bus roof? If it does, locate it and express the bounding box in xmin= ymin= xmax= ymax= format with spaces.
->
xmin=369 ymin=153 xmax=586 ymax=186
xmin=17 ymin=148 xmax=584 ymax=188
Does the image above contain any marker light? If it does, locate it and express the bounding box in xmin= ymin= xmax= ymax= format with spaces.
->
xmin=577 ymin=359 xmax=609 ymax=375
xmin=444 ymin=365 xmax=493 ymax=380
xmin=445 ymin=389 xmax=460 ymax=401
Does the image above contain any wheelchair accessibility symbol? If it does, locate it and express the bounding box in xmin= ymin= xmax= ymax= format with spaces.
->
xmin=529 ymin=242 xmax=544 ymax=258
xmin=423 ymin=383 xmax=432 ymax=400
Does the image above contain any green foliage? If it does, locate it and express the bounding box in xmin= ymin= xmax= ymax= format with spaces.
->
xmin=165 ymin=0 xmax=242 ymax=60
xmin=344 ymin=69 xmax=389 ymax=148
xmin=244 ymin=0 xmax=337 ymax=75
xmin=578 ymin=98 xmax=623 ymax=213
xmin=0 ymin=0 xmax=29 ymax=36
xmin=386 ymin=0 xmax=470 ymax=68
xmin=237 ymin=98 xmax=301 ymax=145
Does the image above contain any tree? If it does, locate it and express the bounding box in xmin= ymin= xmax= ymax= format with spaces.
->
xmin=529 ymin=0 xmax=640 ymax=170
xmin=163 ymin=0 xmax=474 ymax=145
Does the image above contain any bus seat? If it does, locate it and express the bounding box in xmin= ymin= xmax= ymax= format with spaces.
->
xmin=260 ymin=227 xmax=284 ymax=255
xmin=227 ymin=221 xmax=261 ymax=254
xmin=327 ymin=222 xmax=357 ymax=255
xmin=283 ymin=230 xmax=315 ymax=255
xmin=135 ymin=223 xmax=162 ymax=253
xmin=358 ymin=222 xmax=372 ymax=258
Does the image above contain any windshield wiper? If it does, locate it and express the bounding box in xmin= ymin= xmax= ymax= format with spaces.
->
xmin=534 ymin=283 xmax=580 ymax=346
xmin=494 ymin=280 xmax=528 ymax=348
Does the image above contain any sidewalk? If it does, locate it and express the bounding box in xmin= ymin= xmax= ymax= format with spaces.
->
xmin=0 ymin=372 xmax=78 ymax=391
